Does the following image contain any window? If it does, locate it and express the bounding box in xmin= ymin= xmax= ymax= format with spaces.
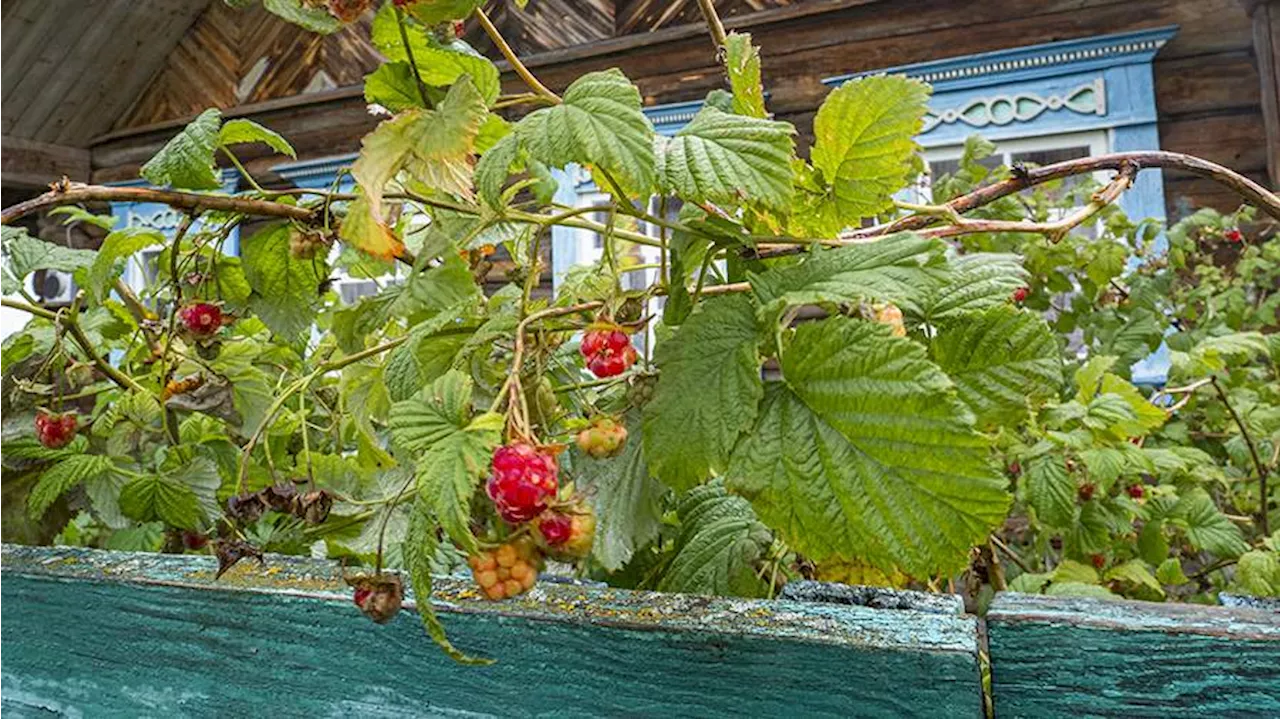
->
xmin=824 ymin=27 xmax=1178 ymax=231
xmin=913 ymin=130 xmax=1109 ymax=204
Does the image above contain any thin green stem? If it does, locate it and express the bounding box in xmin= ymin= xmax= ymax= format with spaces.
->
xmin=394 ymin=4 xmax=433 ymax=108
xmin=236 ymin=337 xmax=408 ymax=493
xmin=222 ymin=148 xmax=265 ymax=193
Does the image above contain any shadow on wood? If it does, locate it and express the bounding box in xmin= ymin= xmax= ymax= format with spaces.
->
xmin=0 ymin=545 xmax=983 ymax=717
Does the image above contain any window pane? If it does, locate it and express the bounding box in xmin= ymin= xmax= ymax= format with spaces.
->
xmin=929 ymin=155 xmax=1001 ymax=181
xmin=1012 ymin=145 xmax=1093 ymax=204
xmin=1009 ymin=145 xmax=1090 ymax=166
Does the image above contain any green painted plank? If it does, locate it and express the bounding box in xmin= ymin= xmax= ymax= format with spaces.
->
xmin=988 ymin=592 xmax=1280 ymax=718
xmin=0 ymin=545 xmax=983 ymax=717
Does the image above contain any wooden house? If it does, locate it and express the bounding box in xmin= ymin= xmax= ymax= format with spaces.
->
xmin=2 ymin=0 xmax=1277 ymax=303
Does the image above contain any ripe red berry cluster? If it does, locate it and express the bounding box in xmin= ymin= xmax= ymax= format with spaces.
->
xmin=534 ymin=503 xmax=597 ymax=561
xmin=1224 ymin=228 xmax=1244 ymax=243
xmin=469 ymin=540 xmax=541 ymax=600
xmin=576 ymin=416 xmax=627 ymax=459
xmin=178 ymin=303 xmax=224 ymax=338
xmin=1127 ymin=484 xmax=1145 ymax=499
xmin=35 ymin=410 xmax=77 ymax=449
xmin=580 ymin=326 xmax=637 ymax=378
xmin=1078 ymin=482 xmax=1096 ymax=502
xmin=1011 ymin=286 xmax=1030 ymax=304
xmin=486 ymin=442 xmax=558 ymax=523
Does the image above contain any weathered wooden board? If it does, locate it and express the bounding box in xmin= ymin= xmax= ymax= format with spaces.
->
xmin=0 ymin=545 xmax=983 ymax=717
xmin=987 ymin=592 xmax=1280 ymax=717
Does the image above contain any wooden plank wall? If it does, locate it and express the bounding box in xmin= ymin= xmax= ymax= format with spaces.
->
xmin=515 ymin=0 xmax=1272 ymax=218
xmin=88 ymin=0 xmax=1272 ymax=218
xmin=0 ymin=545 xmax=984 ymax=718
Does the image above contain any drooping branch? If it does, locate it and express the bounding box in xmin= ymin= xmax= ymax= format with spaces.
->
xmin=857 ymin=151 xmax=1280 ymax=240
xmin=1 ymin=181 xmax=314 ymax=225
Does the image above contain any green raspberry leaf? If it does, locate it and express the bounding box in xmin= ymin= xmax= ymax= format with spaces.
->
xmin=643 ymin=295 xmax=763 ymax=491
xmin=218 ymin=118 xmax=296 ymax=158
xmin=240 ymin=223 xmax=329 ymax=338
xmin=798 ymin=75 xmax=930 ymax=232
xmin=929 ymin=305 xmax=1062 ymax=428
xmin=723 ymin=32 xmax=767 ymax=119
xmin=140 ymin=108 xmax=223 ymax=190
xmin=726 ymin=318 xmax=1009 ymax=577
xmin=657 ymin=480 xmax=772 ymax=598
xmin=577 ymin=411 xmax=666 ymax=572
xmin=654 ymin=107 xmax=794 ymax=213
xmin=516 ymin=69 xmax=656 ymax=195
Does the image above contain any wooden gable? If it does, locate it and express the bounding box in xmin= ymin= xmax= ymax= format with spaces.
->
xmin=115 ymin=2 xmax=383 ymax=131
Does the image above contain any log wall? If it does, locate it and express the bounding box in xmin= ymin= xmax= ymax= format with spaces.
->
xmin=87 ymin=0 xmax=1273 ymax=219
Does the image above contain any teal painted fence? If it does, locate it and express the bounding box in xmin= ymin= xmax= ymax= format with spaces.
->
xmin=3 ymin=545 xmax=1278 ymax=717
xmin=987 ymin=593 xmax=1280 ymax=718
xmin=0 ymin=545 xmax=982 ymax=717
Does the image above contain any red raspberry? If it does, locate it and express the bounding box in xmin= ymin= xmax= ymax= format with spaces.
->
xmin=348 ymin=574 xmax=403 ymax=624
xmin=537 ymin=513 xmax=573 ymax=545
xmin=580 ymin=329 xmax=609 ymax=358
xmin=586 ymin=344 xmax=637 ymax=378
xmin=1127 ymin=484 xmax=1145 ymax=499
xmin=486 ymin=443 xmax=559 ymax=523
xmin=178 ymin=303 xmax=223 ymax=337
xmin=181 ymin=531 xmax=208 ymax=550
xmin=453 ymin=20 xmax=465 ymax=36
xmin=1090 ymin=553 xmax=1106 ymax=570
xmin=534 ymin=503 xmax=596 ymax=560
xmin=1078 ymin=482 xmax=1096 ymax=502
xmin=1224 ymin=228 xmax=1243 ymax=243
xmin=1008 ymin=461 xmax=1021 ymax=477
xmin=1011 ymin=286 xmax=1030 ymax=304
xmin=35 ymin=410 xmax=77 ymax=449
xmin=580 ymin=327 xmax=638 ymax=378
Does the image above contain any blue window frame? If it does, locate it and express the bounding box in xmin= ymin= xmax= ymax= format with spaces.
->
xmin=107 ymin=169 xmax=241 ymax=293
xmin=823 ymin=26 xmax=1179 ymax=236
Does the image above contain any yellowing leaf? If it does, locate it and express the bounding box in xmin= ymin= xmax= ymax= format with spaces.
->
xmin=350 ymin=78 xmax=487 ymax=259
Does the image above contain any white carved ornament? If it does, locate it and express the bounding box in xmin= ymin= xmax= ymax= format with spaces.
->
xmin=922 ymin=78 xmax=1105 ymax=133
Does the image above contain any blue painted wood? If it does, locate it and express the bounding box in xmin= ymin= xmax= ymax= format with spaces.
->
xmin=271 ymin=152 xmax=359 ymax=192
xmin=107 ymin=169 xmax=243 ymax=255
xmin=0 ymin=545 xmax=983 ymax=717
xmin=987 ymin=592 xmax=1280 ymax=717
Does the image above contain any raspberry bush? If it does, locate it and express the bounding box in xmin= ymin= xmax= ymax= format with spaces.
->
xmin=2 ymin=0 xmax=1277 ymax=663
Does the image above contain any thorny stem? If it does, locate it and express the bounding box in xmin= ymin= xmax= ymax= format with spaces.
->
xmin=856 ymin=152 xmax=1280 ymax=239
xmin=989 ymin=534 xmax=1032 ymax=574
xmin=375 ymin=470 xmax=417 ymax=575
xmin=1210 ymin=376 xmax=1270 ymax=535
xmin=696 ymin=0 xmax=729 ymax=49
xmin=2 ymin=181 xmax=313 ymax=225
xmin=474 ymin=7 xmax=560 ymax=104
